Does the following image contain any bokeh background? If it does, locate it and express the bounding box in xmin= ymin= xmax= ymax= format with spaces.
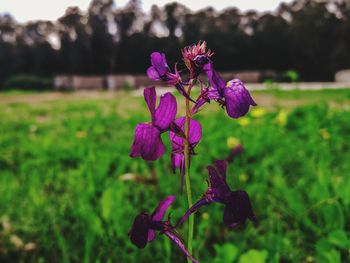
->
xmin=0 ymin=0 xmax=350 ymax=262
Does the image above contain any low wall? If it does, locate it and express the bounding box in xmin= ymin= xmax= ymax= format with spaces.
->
xmin=335 ymin=69 xmax=350 ymax=82
xmin=54 ymin=75 xmax=105 ymax=90
xmin=54 ymin=71 xmax=268 ymax=91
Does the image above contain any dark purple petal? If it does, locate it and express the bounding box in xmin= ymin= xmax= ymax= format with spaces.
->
xmin=169 ymin=118 xmax=186 ymax=151
xmin=144 ymin=87 xmax=156 ymax=116
xmin=194 ymin=54 xmax=211 ymax=67
xmin=147 ymin=66 xmax=162 ymax=81
xmin=164 ymin=230 xmax=199 ymax=263
xmin=176 ymin=198 xmax=209 ymax=227
xmin=191 ymin=96 xmax=208 ymax=114
xmin=129 ymin=212 xmax=150 ymax=249
xmin=150 ymin=52 xmax=169 ymax=77
xmin=169 ymin=117 xmax=201 ymax=190
xmin=207 ymin=164 xmax=231 ymax=198
xmin=223 ymin=190 xmax=256 ymax=228
xmin=153 ymin=92 xmax=177 ymax=131
xmin=205 ymin=89 xmax=221 ymax=100
xmin=171 ymin=153 xmax=185 ymax=191
xmin=224 ymin=79 xmax=257 ymax=119
xmin=188 ymin=119 xmax=202 ymax=146
xmin=214 ymin=160 xmax=227 ymax=180
xmin=171 ymin=153 xmax=183 ymax=170
xmin=204 ymin=63 xmax=226 ymax=95
xmin=130 ymin=123 xmax=165 ymax=161
xmin=169 ymin=117 xmax=202 ymax=189
xmin=151 ymin=195 xmax=175 ymax=222
xmin=170 ymin=117 xmax=202 ymax=147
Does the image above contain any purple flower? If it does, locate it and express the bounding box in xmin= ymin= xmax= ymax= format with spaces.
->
xmin=147 ymin=52 xmax=169 ymax=81
xmin=147 ymin=51 xmax=195 ymax=102
xmin=130 ymin=87 xmax=177 ymax=161
xmin=129 ymin=196 xmax=199 ymax=263
xmin=182 ymin=41 xmax=213 ymax=78
xmin=169 ymin=117 xmax=202 ymax=190
xmin=177 ymin=160 xmax=256 ymax=228
xmin=195 ymin=64 xmax=257 ymax=118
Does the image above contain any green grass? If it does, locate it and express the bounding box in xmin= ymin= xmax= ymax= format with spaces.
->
xmin=0 ymin=90 xmax=349 ymax=263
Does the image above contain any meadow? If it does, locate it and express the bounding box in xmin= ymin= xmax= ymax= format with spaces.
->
xmin=0 ymin=89 xmax=350 ymax=263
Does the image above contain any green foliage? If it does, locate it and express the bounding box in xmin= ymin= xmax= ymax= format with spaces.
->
xmin=213 ymin=244 xmax=238 ymax=263
xmin=1 ymin=75 xmax=53 ymax=91
xmin=0 ymin=91 xmax=349 ymax=262
xmin=284 ymin=70 xmax=300 ymax=83
xmin=239 ymin=249 xmax=268 ymax=263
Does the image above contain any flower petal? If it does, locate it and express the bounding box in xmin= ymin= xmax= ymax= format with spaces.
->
xmin=144 ymin=87 xmax=156 ymax=116
xmin=188 ymin=118 xmax=202 ymax=146
xmin=151 ymin=195 xmax=175 ymax=222
xmin=153 ymin=92 xmax=177 ymax=131
xmin=147 ymin=66 xmax=161 ymax=81
xmin=150 ymin=52 xmax=168 ymax=77
xmin=170 ymin=117 xmax=202 ymax=147
xmin=169 ymin=117 xmax=185 ymax=151
xmin=224 ymin=79 xmax=257 ymax=119
xmin=164 ymin=230 xmax=199 ymax=263
xmin=223 ymin=190 xmax=256 ymax=228
xmin=129 ymin=212 xmax=150 ymax=249
xmin=176 ymin=198 xmax=209 ymax=227
xmin=214 ymin=160 xmax=227 ymax=180
xmin=192 ymin=96 xmax=208 ymax=114
xmin=171 ymin=153 xmax=185 ymax=191
xmin=130 ymin=123 xmax=165 ymax=161
xmin=207 ymin=164 xmax=231 ymax=198
xmin=204 ymin=63 xmax=226 ymax=95
xmin=147 ymin=229 xmax=155 ymax=243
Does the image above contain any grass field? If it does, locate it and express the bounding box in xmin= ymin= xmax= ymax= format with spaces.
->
xmin=0 ymin=89 xmax=350 ymax=263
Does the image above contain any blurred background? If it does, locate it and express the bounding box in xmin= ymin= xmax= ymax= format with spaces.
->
xmin=0 ymin=0 xmax=350 ymax=263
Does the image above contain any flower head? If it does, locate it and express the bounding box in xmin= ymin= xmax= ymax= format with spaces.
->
xmin=182 ymin=41 xmax=213 ymax=77
xmin=169 ymin=117 xmax=202 ymax=190
xmin=147 ymin=52 xmax=195 ymax=102
xmin=196 ymin=64 xmax=257 ymax=118
xmin=129 ymin=196 xmax=199 ymax=263
xmin=177 ymin=160 xmax=256 ymax=228
xmin=147 ymin=52 xmax=169 ymax=81
xmin=166 ymin=63 xmax=181 ymax=85
xmin=130 ymin=87 xmax=177 ymax=161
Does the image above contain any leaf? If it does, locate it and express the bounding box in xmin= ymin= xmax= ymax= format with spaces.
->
xmin=213 ymin=244 xmax=238 ymax=263
xmin=328 ymin=230 xmax=349 ymax=249
xmin=239 ymin=249 xmax=268 ymax=263
xmin=101 ymin=188 xmax=113 ymax=220
xmin=316 ymin=238 xmax=342 ymax=263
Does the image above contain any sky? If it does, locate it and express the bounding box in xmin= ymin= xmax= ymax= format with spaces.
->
xmin=0 ymin=0 xmax=293 ymax=23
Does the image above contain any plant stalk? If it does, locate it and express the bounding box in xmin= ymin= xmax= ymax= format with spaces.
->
xmin=184 ymin=81 xmax=194 ymax=262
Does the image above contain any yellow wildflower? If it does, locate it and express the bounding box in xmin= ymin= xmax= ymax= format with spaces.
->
xmin=237 ymin=117 xmax=251 ymax=126
xmin=276 ymin=110 xmax=288 ymax=127
xmin=227 ymin=137 xmax=241 ymax=149
xmin=251 ymin=107 xmax=267 ymax=118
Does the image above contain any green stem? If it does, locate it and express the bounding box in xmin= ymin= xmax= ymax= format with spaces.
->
xmin=184 ymin=82 xmax=194 ymax=262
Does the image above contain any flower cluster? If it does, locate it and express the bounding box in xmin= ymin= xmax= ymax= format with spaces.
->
xmin=129 ymin=41 xmax=257 ymax=262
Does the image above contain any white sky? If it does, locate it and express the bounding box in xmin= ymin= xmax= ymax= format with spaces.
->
xmin=0 ymin=0 xmax=293 ymax=23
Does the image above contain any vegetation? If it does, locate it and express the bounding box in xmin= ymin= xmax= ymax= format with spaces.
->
xmin=1 ymin=75 xmax=53 ymax=91
xmin=0 ymin=90 xmax=349 ymax=262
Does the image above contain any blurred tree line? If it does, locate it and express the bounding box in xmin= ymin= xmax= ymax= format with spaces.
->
xmin=0 ymin=0 xmax=350 ymax=84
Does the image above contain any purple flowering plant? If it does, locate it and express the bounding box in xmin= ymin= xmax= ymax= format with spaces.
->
xmin=129 ymin=41 xmax=257 ymax=262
